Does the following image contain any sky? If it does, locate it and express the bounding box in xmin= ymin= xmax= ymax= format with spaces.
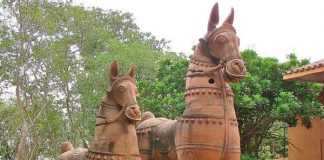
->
xmin=75 ymin=0 xmax=324 ymax=62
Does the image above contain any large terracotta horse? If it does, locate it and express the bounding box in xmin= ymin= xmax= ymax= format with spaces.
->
xmin=58 ymin=61 xmax=142 ymax=160
xmin=136 ymin=3 xmax=246 ymax=160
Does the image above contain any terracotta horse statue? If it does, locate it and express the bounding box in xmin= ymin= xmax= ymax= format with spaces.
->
xmin=58 ymin=61 xmax=142 ymax=160
xmin=136 ymin=3 xmax=246 ymax=160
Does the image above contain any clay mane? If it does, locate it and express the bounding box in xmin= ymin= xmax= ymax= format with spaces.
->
xmin=136 ymin=3 xmax=246 ymax=160
xmin=58 ymin=61 xmax=142 ymax=160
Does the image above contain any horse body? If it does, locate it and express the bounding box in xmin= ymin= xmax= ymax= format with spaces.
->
xmin=58 ymin=61 xmax=141 ymax=160
xmin=137 ymin=116 xmax=177 ymax=160
xmin=137 ymin=3 xmax=246 ymax=160
xmin=57 ymin=142 xmax=88 ymax=160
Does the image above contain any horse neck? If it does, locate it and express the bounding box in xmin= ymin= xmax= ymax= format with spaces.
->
xmin=182 ymin=47 xmax=233 ymax=118
xmin=191 ymin=45 xmax=214 ymax=63
xmin=97 ymin=94 xmax=121 ymax=122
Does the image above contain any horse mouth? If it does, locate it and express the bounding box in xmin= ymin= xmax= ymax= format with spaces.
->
xmin=125 ymin=105 xmax=142 ymax=121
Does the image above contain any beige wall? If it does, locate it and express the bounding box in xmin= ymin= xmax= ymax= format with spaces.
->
xmin=288 ymin=117 xmax=324 ymax=160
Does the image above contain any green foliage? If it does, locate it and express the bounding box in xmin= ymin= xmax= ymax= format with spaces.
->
xmin=0 ymin=101 xmax=20 ymax=159
xmin=138 ymin=57 xmax=189 ymax=119
xmin=241 ymin=154 xmax=256 ymax=160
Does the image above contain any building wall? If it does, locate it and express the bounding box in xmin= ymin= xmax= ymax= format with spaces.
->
xmin=288 ymin=116 xmax=324 ymax=160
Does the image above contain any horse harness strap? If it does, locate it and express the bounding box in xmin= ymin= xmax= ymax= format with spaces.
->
xmin=220 ymin=67 xmax=230 ymax=160
xmin=101 ymin=101 xmax=120 ymax=110
xmin=96 ymin=102 xmax=138 ymax=126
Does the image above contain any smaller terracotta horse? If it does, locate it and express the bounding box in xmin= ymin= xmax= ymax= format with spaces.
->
xmin=58 ymin=61 xmax=142 ymax=160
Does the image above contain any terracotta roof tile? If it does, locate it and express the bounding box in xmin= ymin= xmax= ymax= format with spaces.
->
xmin=284 ymin=59 xmax=324 ymax=75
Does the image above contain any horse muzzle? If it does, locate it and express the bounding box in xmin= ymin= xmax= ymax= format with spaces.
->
xmin=224 ymin=59 xmax=246 ymax=83
xmin=125 ymin=104 xmax=141 ymax=121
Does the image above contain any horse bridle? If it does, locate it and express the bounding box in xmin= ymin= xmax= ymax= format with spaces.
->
xmin=96 ymin=101 xmax=138 ymax=124
xmin=189 ymin=56 xmax=244 ymax=80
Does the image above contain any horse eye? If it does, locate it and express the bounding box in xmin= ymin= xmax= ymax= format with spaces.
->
xmin=215 ymin=35 xmax=228 ymax=44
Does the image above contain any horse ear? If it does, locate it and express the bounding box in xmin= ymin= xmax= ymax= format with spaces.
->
xmin=223 ymin=8 xmax=234 ymax=25
xmin=208 ymin=3 xmax=219 ymax=32
xmin=109 ymin=60 xmax=119 ymax=81
xmin=127 ymin=64 xmax=135 ymax=78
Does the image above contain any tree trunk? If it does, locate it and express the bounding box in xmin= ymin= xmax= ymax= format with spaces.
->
xmin=14 ymin=77 xmax=28 ymax=158
xmin=15 ymin=62 xmax=29 ymax=160
xmin=15 ymin=120 xmax=28 ymax=160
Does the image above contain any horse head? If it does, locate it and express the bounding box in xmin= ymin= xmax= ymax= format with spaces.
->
xmin=198 ymin=3 xmax=246 ymax=83
xmin=105 ymin=61 xmax=141 ymax=122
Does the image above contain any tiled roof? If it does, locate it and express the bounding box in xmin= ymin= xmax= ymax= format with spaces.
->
xmin=284 ymin=59 xmax=324 ymax=75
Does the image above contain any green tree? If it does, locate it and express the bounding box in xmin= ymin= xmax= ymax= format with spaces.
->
xmin=232 ymin=50 xmax=323 ymax=158
xmin=138 ymin=57 xmax=188 ymax=119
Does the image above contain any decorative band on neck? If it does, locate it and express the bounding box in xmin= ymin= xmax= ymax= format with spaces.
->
xmin=190 ymin=59 xmax=219 ymax=67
